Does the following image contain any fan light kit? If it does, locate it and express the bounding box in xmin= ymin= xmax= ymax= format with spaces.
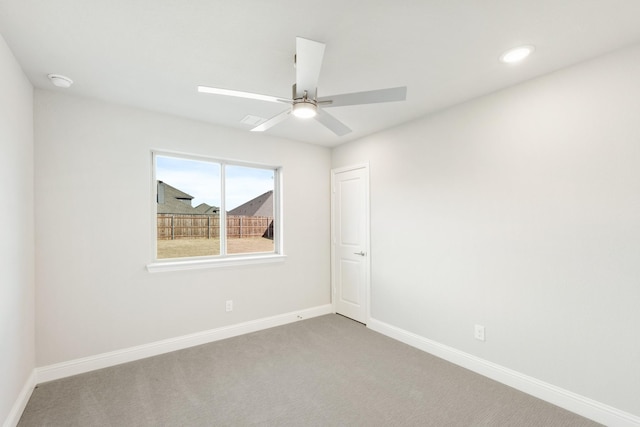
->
xmin=500 ymin=45 xmax=535 ymax=64
xmin=198 ymin=37 xmax=407 ymax=136
xmin=292 ymin=101 xmax=317 ymax=118
xmin=47 ymin=74 xmax=73 ymax=88
xmin=292 ymin=91 xmax=317 ymax=118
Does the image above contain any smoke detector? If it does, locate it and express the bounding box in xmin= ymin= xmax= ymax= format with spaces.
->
xmin=47 ymin=74 xmax=73 ymax=88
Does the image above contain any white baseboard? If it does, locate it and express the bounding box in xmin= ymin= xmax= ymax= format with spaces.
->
xmin=36 ymin=304 xmax=332 ymax=384
xmin=368 ymin=317 xmax=640 ymax=427
xmin=3 ymin=370 xmax=36 ymax=427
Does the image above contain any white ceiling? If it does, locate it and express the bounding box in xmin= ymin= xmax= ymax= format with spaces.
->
xmin=2 ymin=1 xmax=640 ymax=147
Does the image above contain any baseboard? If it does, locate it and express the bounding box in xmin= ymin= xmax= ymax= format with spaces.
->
xmin=368 ymin=317 xmax=640 ymax=427
xmin=36 ymin=304 xmax=332 ymax=384
xmin=3 ymin=370 xmax=36 ymax=427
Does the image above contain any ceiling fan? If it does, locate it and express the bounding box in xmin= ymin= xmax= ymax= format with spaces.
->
xmin=198 ymin=37 xmax=407 ymax=136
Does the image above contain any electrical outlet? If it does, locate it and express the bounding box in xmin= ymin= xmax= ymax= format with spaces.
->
xmin=474 ymin=324 xmax=485 ymax=341
xmin=225 ymin=300 xmax=233 ymax=312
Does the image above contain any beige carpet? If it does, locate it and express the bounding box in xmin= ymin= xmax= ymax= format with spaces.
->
xmin=19 ymin=314 xmax=601 ymax=426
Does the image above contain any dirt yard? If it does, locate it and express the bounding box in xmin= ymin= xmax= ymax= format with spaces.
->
xmin=157 ymin=237 xmax=274 ymax=259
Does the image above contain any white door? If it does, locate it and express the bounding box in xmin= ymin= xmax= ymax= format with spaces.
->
xmin=331 ymin=165 xmax=370 ymax=324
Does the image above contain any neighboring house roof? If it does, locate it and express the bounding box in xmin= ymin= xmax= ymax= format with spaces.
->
xmin=228 ymin=190 xmax=273 ymax=217
xmin=193 ymin=203 xmax=219 ymax=214
xmin=164 ymin=182 xmax=193 ymax=201
xmin=157 ymin=181 xmax=219 ymax=215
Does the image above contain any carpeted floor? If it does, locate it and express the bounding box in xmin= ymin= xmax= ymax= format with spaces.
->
xmin=19 ymin=314 xmax=602 ymax=426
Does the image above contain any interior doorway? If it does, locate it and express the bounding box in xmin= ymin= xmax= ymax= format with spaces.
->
xmin=331 ymin=164 xmax=370 ymax=324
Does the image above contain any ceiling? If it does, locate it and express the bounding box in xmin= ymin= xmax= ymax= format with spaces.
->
xmin=2 ymin=1 xmax=640 ymax=147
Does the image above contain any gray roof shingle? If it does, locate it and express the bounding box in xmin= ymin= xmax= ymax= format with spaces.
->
xmin=157 ymin=181 xmax=219 ymax=215
xmin=228 ymin=190 xmax=273 ymax=217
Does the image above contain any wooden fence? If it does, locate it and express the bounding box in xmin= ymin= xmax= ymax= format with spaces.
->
xmin=157 ymin=214 xmax=273 ymax=240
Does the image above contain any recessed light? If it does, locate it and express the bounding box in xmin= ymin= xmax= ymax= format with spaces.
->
xmin=500 ymin=45 xmax=535 ymax=64
xmin=47 ymin=74 xmax=74 ymax=88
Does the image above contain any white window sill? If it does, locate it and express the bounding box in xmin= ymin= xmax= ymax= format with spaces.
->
xmin=146 ymin=254 xmax=286 ymax=273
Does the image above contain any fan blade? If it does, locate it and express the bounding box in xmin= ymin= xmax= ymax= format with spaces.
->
xmin=318 ymin=86 xmax=407 ymax=108
xmin=315 ymin=109 xmax=351 ymax=136
xmin=198 ymin=86 xmax=291 ymax=104
xmin=295 ymin=37 xmax=325 ymax=98
xmin=250 ymin=110 xmax=290 ymax=132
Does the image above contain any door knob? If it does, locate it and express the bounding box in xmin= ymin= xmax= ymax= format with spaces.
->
xmin=354 ymin=251 xmax=366 ymax=256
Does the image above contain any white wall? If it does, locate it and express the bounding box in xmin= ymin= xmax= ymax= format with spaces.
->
xmin=34 ymin=91 xmax=331 ymax=366
xmin=0 ymin=35 xmax=35 ymax=423
xmin=332 ymin=44 xmax=640 ymax=417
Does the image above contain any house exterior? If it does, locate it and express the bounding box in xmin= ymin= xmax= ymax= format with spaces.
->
xmin=156 ymin=181 xmax=219 ymax=215
xmin=228 ymin=190 xmax=273 ymax=217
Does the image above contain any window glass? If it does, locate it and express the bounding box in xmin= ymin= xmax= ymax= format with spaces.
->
xmin=225 ymin=165 xmax=275 ymax=254
xmin=154 ymin=153 xmax=278 ymax=261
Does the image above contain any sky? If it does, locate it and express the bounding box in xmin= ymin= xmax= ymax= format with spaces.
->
xmin=156 ymin=155 xmax=274 ymax=210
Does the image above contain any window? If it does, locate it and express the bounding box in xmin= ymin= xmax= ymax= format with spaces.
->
xmin=148 ymin=151 xmax=283 ymax=271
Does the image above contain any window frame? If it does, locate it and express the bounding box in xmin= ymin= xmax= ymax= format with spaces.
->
xmin=147 ymin=150 xmax=285 ymax=273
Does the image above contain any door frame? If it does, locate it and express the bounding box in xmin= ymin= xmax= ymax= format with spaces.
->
xmin=330 ymin=163 xmax=371 ymax=324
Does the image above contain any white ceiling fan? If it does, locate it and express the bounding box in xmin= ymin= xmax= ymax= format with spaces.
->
xmin=198 ymin=37 xmax=407 ymax=136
